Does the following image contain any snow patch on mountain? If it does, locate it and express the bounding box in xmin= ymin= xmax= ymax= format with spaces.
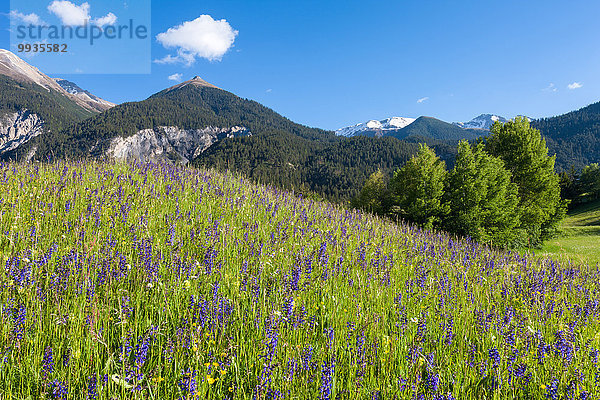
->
xmin=454 ymin=114 xmax=508 ymax=130
xmin=336 ymin=117 xmax=416 ymax=137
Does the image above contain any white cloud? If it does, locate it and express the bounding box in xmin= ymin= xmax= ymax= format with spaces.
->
xmin=93 ymin=12 xmax=117 ymax=27
xmin=168 ymin=73 xmax=183 ymax=82
xmin=543 ymin=83 xmax=557 ymax=92
xmin=417 ymin=97 xmax=429 ymax=104
xmin=266 ymin=88 xmax=272 ymax=93
xmin=9 ymin=10 xmax=47 ymax=25
xmin=155 ymin=15 xmax=238 ymax=65
xmin=48 ymin=1 xmax=90 ymax=26
xmin=567 ymin=82 xmax=583 ymax=90
xmin=47 ymin=1 xmax=117 ymax=27
xmin=154 ymin=52 xmax=196 ymax=65
xmin=154 ymin=54 xmax=179 ymax=65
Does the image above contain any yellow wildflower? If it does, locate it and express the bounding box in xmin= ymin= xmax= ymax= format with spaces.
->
xmin=207 ymin=375 xmax=216 ymax=385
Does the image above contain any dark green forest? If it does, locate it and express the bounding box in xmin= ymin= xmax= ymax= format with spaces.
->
xmin=559 ymin=163 xmax=600 ymax=206
xmin=198 ymin=135 xmax=429 ymax=200
xmin=533 ymin=101 xmax=600 ymax=170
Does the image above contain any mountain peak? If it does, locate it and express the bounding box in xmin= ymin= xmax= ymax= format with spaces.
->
xmin=165 ymin=76 xmax=220 ymax=93
xmin=454 ymin=114 xmax=508 ymax=130
xmin=336 ymin=116 xmax=416 ymax=137
xmin=0 ymin=49 xmax=64 ymax=92
xmin=53 ymin=78 xmax=115 ymax=111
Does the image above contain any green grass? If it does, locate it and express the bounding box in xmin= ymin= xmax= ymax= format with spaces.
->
xmin=0 ymin=161 xmax=598 ymax=399
xmin=537 ymin=200 xmax=600 ymax=265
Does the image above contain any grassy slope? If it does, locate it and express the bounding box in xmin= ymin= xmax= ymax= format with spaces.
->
xmin=537 ymin=199 xmax=600 ymax=265
xmin=0 ymin=161 xmax=598 ymax=399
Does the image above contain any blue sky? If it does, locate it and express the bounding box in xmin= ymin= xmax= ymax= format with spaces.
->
xmin=1 ymin=0 xmax=599 ymax=130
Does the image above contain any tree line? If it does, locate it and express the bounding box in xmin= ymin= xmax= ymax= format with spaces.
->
xmin=353 ymin=118 xmax=567 ymax=248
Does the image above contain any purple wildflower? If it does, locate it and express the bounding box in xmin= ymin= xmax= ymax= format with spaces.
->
xmin=42 ymin=346 xmax=54 ymax=380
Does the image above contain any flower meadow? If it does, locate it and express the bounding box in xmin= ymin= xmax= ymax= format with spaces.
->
xmin=0 ymin=161 xmax=598 ymax=400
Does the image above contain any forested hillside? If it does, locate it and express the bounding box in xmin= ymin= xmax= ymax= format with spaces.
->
xmin=533 ymin=101 xmax=600 ymax=170
xmin=31 ymin=83 xmax=334 ymax=160
xmin=390 ymin=116 xmax=486 ymax=141
xmin=26 ymin=81 xmax=439 ymax=201
xmin=197 ymin=135 xmax=427 ymax=200
xmin=0 ymin=76 xmax=95 ymax=159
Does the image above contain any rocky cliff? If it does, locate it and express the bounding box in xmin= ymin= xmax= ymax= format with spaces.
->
xmin=0 ymin=109 xmax=44 ymax=154
xmin=107 ymin=126 xmax=250 ymax=164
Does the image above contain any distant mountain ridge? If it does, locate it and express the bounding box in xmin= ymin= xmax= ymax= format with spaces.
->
xmin=454 ymin=114 xmax=508 ymax=130
xmin=336 ymin=115 xmax=487 ymax=142
xmin=0 ymin=49 xmax=65 ymax=92
xmin=53 ymin=78 xmax=115 ymax=112
xmin=336 ymin=117 xmax=416 ymax=137
xmin=337 ymin=114 xmax=509 ymax=140
xmin=394 ymin=116 xmax=488 ymax=141
xmin=31 ymin=75 xmax=335 ymax=160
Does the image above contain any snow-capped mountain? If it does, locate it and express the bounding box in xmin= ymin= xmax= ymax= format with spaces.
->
xmin=54 ymin=78 xmax=115 ymax=112
xmin=453 ymin=114 xmax=508 ymax=130
xmin=336 ymin=117 xmax=416 ymax=137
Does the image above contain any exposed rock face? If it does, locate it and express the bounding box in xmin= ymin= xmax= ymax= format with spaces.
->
xmin=107 ymin=126 xmax=250 ymax=164
xmin=0 ymin=109 xmax=44 ymax=154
